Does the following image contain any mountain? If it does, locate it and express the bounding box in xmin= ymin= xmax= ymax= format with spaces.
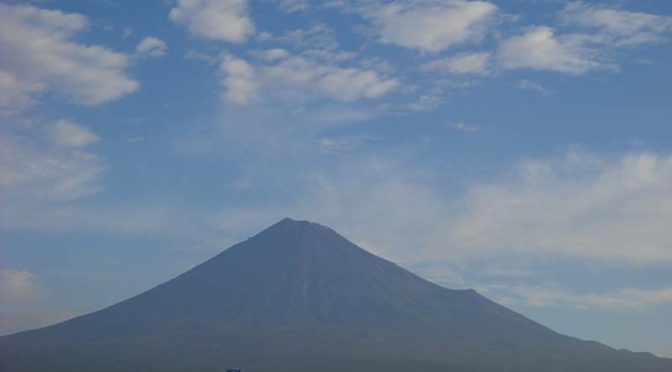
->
xmin=1 ymin=218 xmax=671 ymax=371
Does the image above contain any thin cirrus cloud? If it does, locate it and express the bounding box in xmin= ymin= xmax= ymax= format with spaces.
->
xmin=314 ymin=149 xmax=672 ymax=267
xmin=517 ymin=79 xmax=549 ymax=95
xmin=169 ymin=0 xmax=254 ymax=42
xmin=207 ymin=149 xmax=672 ymax=267
xmin=0 ymin=3 xmax=138 ymax=110
xmin=45 ymin=120 xmax=100 ymax=148
xmin=273 ymin=0 xmax=309 ymax=13
xmin=0 ymin=123 xmax=104 ymax=204
xmin=448 ymin=122 xmax=480 ymax=132
xmin=421 ymin=52 xmax=493 ymax=75
xmin=484 ymin=284 xmax=672 ymax=310
xmin=0 ymin=269 xmax=41 ymax=305
xmin=441 ymin=150 xmax=672 ymax=264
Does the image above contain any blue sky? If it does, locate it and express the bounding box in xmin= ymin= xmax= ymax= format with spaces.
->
xmin=1 ymin=0 xmax=672 ymax=357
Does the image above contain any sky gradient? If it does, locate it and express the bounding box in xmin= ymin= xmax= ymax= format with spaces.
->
xmin=1 ymin=0 xmax=672 ymax=357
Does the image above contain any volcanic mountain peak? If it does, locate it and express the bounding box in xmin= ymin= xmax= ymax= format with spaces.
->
xmin=2 ymin=218 xmax=671 ymax=372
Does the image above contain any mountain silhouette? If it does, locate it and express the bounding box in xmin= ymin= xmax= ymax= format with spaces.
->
xmin=2 ymin=218 xmax=671 ymax=371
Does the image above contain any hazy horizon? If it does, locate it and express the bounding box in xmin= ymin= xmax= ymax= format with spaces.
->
xmin=1 ymin=0 xmax=672 ymax=361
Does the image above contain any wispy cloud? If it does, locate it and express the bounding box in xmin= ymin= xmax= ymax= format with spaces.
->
xmin=560 ymin=2 xmax=672 ymax=47
xmin=483 ymin=284 xmax=672 ymax=310
xmin=496 ymin=3 xmax=672 ymax=75
xmin=45 ymin=120 xmax=100 ymax=148
xmin=219 ymin=51 xmax=398 ymax=105
xmin=0 ymin=269 xmax=41 ymax=305
xmin=0 ymin=124 xmax=104 ymax=203
xmin=314 ymin=135 xmax=375 ymax=154
xmin=517 ymin=79 xmax=550 ymax=94
xmin=443 ymin=150 xmax=672 ymax=264
xmin=448 ymin=122 xmax=480 ymax=132
xmin=422 ymin=52 xmax=493 ymax=75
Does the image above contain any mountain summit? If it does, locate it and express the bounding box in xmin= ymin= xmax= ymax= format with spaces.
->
xmin=2 ymin=218 xmax=671 ymax=371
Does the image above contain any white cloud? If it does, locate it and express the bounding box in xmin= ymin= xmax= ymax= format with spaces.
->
xmin=560 ymin=2 xmax=672 ymax=47
xmin=0 ymin=3 xmax=138 ymax=109
xmin=497 ymin=26 xmax=609 ymax=74
xmin=199 ymin=156 xmax=449 ymax=264
xmin=0 ymin=269 xmax=41 ymax=305
xmin=495 ymin=4 xmax=672 ymax=75
xmin=517 ymin=79 xmax=549 ymax=94
xmin=276 ymin=23 xmax=340 ymax=52
xmin=422 ymin=52 xmax=493 ymax=75
xmin=314 ymin=135 xmax=374 ymax=154
xmin=0 ymin=71 xmax=42 ymax=116
xmin=185 ymin=49 xmax=218 ymax=64
xmin=448 ymin=122 xmax=479 ymax=132
xmin=220 ymin=54 xmax=259 ymax=104
xmin=273 ymin=0 xmax=309 ymax=13
xmin=135 ymin=37 xmax=167 ymax=59
xmin=170 ymin=0 xmax=254 ymax=42
xmin=46 ymin=120 xmax=100 ymax=148
xmin=0 ymin=127 xmax=104 ymax=203
xmin=443 ymin=150 xmax=672 ymax=264
xmin=211 ymin=148 xmax=672 ymax=266
xmin=485 ymin=284 xmax=672 ymax=310
xmin=367 ymin=0 xmax=497 ymax=52
xmin=219 ymin=52 xmax=398 ymax=104
xmin=254 ymin=48 xmax=291 ymax=61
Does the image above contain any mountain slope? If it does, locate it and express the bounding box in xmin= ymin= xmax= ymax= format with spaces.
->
xmin=2 ymin=218 xmax=671 ymax=371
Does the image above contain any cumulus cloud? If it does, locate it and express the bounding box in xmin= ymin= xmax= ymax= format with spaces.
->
xmin=135 ymin=37 xmax=167 ymax=59
xmin=366 ymin=0 xmax=497 ymax=52
xmin=219 ymin=52 xmax=398 ymax=104
xmin=496 ymin=26 xmax=610 ymax=74
xmin=220 ymin=55 xmax=259 ymax=104
xmin=169 ymin=0 xmax=254 ymax=42
xmin=46 ymin=120 xmax=100 ymax=148
xmin=0 ymin=3 xmax=138 ymax=109
xmin=422 ymin=52 xmax=492 ymax=75
xmin=496 ymin=4 xmax=672 ymax=75
xmin=0 ymin=269 xmax=41 ymax=305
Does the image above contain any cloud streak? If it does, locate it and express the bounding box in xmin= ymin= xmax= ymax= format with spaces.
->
xmin=485 ymin=284 xmax=672 ymax=310
xmin=219 ymin=51 xmax=398 ymax=105
xmin=0 ymin=269 xmax=41 ymax=305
